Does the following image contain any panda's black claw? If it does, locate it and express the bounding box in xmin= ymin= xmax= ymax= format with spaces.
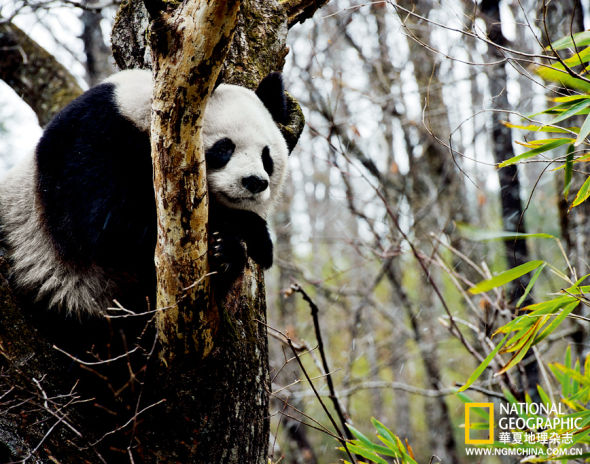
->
xmin=208 ymin=228 xmax=248 ymax=291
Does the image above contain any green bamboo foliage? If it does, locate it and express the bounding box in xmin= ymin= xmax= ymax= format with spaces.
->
xmin=502 ymin=31 xmax=590 ymax=209
xmin=440 ymin=31 xmax=590 ymax=462
xmin=338 ymin=31 xmax=590 ymax=464
xmin=340 ymin=419 xmax=418 ymax=464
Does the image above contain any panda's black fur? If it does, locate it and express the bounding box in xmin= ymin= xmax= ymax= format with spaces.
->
xmin=37 ymin=83 xmax=157 ymax=298
xmin=0 ymin=70 xmax=293 ymax=317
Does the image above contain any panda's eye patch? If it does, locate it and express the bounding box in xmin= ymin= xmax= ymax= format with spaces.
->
xmin=206 ymin=138 xmax=236 ymax=169
xmin=262 ymin=146 xmax=274 ymax=176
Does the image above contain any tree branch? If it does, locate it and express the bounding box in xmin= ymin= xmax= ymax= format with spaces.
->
xmin=148 ymin=0 xmax=241 ymax=361
xmin=281 ymin=0 xmax=331 ymax=28
xmin=0 ymin=20 xmax=82 ymax=126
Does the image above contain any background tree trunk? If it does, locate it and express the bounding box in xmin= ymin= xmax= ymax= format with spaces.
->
xmin=479 ymin=0 xmax=540 ymax=400
xmin=82 ymin=0 xmax=114 ymax=86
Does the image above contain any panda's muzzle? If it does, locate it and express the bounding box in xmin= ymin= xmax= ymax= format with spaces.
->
xmin=242 ymin=176 xmax=269 ymax=194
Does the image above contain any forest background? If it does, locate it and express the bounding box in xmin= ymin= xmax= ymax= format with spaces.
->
xmin=2 ymin=0 xmax=590 ymax=463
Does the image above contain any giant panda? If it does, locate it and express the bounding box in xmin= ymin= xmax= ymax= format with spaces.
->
xmin=0 ymin=69 xmax=294 ymax=317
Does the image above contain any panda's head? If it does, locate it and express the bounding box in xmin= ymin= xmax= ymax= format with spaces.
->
xmin=107 ymin=70 xmax=293 ymax=218
xmin=203 ymin=73 xmax=291 ymax=219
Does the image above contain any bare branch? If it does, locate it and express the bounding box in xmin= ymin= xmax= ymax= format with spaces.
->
xmin=281 ymin=0 xmax=331 ymax=28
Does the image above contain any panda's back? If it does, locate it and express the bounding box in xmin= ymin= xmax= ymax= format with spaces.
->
xmin=36 ymin=83 xmax=156 ymax=271
xmin=0 ymin=82 xmax=157 ymax=315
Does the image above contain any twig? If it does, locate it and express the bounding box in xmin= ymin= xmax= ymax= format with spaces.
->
xmin=89 ymin=399 xmax=166 ymax=447
xmin=286 ymin=337 xmax=356 ymax=463
xmin=53 ymin=344 xmax=140 ymax=366
xmin=290 ymin=283 xmax=354 ymax=441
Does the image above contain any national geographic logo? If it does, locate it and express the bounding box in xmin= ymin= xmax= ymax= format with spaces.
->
xmin=464 ymin=403 xmax=494 ymax=445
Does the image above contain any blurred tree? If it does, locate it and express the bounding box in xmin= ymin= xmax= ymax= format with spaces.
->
xmin=81 ymin=0 xmax=113 ymax=85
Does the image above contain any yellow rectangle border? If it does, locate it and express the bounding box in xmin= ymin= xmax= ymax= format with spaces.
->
xmin=465 ymin=402 xmax=494 ymax=445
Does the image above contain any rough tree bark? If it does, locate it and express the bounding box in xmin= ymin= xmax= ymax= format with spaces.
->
xmin=0 ymin=0 xmax=313 ymax=462
xmin=0 ymin=21 xmax=82 ymax=126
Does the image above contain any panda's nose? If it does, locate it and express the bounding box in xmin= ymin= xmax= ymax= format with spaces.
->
xmin=242 ymin=176 xmax=269 ymax=194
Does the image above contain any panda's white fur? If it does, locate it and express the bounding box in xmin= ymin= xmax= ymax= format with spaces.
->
xmin=0 ymin=154 xmax=115 ymax=313
xmin=105 ymin=70 xmax=153 ymax=133
xmin=204 ymin=84 xmax=289 ymax=219
xmin=0 ymin=69 xmax=291 ymax=316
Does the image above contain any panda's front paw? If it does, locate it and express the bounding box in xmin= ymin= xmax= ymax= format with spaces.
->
xmin=209 ymin=231 xmax=247 ymax=281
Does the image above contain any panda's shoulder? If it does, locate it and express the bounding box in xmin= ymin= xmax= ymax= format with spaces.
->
xmin=104 ymin=69 xmax=153 ymax=132
xmin=46 ymin=83 xmax=117 ymax=129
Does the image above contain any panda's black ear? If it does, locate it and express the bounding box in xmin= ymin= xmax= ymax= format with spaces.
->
xmin=256 ymin=72 xmax=288 ymax=125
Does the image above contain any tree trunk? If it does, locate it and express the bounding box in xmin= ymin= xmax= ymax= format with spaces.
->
xmin=0 ymin=21 xmax=82 ymax=126
xmin=81 ymin=1 xmax=114 ymax=86
xmin=479 ymin=0 xmax=540 ymax=399
xmin=394 ymin=3 xmax=463 ymax=460
xmin=0 ymin=0 xmax=313 ymax=462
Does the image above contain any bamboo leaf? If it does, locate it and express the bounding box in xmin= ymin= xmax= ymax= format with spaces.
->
xmin=394 ymin=436 xmax=418 ymax=464
xmin=537 ymin=385 xmax=551 ymax=405
xmin=570 ymin=175 xmax=590 ymax=209
xmin=550 ymin=31 xmax=590 ymax=50
xmin=457 ymin=224 xmax=555 ymax=241
xmin=523 ymin=295 xmax=575 ymax=313
xmin=564 ymin=145 xmax=574 ymax=199
xmin=536 ymin=65 xmax=590 ymax=92
xmin=562 ymin=46 xmax=590 ymax=67
xmin=576 ymin=113 xmax=590 ymax=146
xmin=502 ymin=323 xmax=538 ymax=353
xmin=552 ymin=363 xmax=590 ymax=387
xmin=503 ymin=121 xmax=574 ymax=134
xmin=344 ymin=443 xmax=390 ymax=464
xmin=371 ymin=419 xmax=397 ymax=445
xmin=533 ymin=301 xmax=579 ymax=345
xmin=347 ymin=424 xmax=377 ymax=449
xmin=458 ymin=333 xmax=510 ymax=392
xmin=498 ymin=138 xmax=573 ymax=167
xmin=516 ymin=262 xmax=546 ymax=308
xmin=549 ymin=99 xmax=590 ymax=125
xmin=469 ymin=260 xmax=545 ymax=294
xmin=518 ymin=137 xmax=568 ymax=146
xmin=496 ymin=316 xmax=548 ymax=375
xmin=553 ymin=153 xmax=590 ymax=171
xmin=554 ymin=94 xmax=590 ymax=103
xmin=528 ymin=100 xmax=584 ymax=118
xmin=346 ymin=424 xmax=397 ymax=457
